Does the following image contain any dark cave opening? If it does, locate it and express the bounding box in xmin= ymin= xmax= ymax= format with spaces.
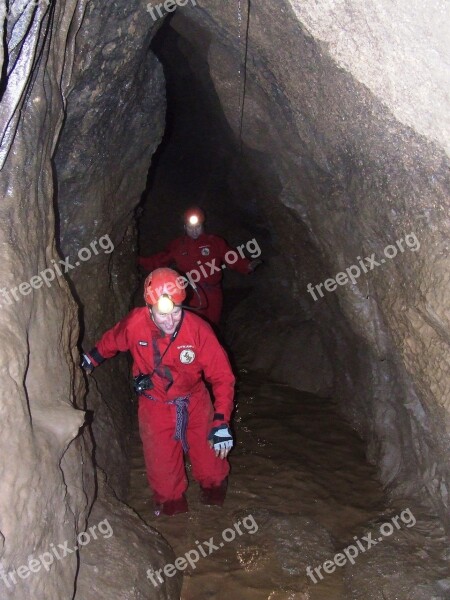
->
xmin=137 ymin=15 xmax=279 ymax=325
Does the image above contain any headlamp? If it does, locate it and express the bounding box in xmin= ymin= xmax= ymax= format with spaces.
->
xmin=188 ymin=215 xmax=199 ymax=226
xmin=157 ymin=294 xmax=175 ymax=314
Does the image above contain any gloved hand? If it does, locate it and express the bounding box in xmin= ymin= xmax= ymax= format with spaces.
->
xmin=208 ymin=424 xmax=233 ymax=458
xmin=81 ymin=353 xmax=94 ymax=374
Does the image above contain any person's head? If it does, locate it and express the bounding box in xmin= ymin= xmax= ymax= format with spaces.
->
xmin=184 ymin=207 xmax=205 ymax=239
xmin=144 ymin=268 xmax=186 ymax=335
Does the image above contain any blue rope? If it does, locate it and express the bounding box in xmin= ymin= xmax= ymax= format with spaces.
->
xmin=170 ymin=396 xmax=190 ymax=452
xmin=141 ymin=393 xmax=190 ymax=453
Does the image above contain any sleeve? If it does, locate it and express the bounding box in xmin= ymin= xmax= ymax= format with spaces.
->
xmin=86 ymin=312 xmax=132 ymax=367
xmin=197 ymin=322 xmax=235 ymax=422
xmin=137 ymin=246 xmax=173 ymax=272
xmin=217 ymin=237 xmax=252 ymax=275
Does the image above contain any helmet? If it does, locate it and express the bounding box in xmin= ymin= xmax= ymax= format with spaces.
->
xmin=183 ymin=207 xmax=205 ymax=226
xmin=144 ymin=268 xmax=186 ymax=312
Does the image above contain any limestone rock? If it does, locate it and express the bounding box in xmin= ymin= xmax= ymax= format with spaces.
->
xmin=171 ymin=0 xmax=450 ymax=528
xmin=0 ymin=0 xmax=179 ymax=597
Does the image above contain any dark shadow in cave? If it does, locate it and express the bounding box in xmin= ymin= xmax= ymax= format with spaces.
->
xmin=137 ymin=14 xmax=272 ymax=337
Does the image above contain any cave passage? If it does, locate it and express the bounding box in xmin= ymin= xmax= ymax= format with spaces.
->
xmin=128 ymin=15 xmax=450 ymax=600
xmin=1 ymin=1 xmax=449 ymax=599
xmin=128 ymin=377 xmax=449 ymax=599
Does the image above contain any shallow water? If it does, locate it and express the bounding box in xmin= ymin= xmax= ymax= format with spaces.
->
xmin=127 ymin=372 xmax=450 ymax=599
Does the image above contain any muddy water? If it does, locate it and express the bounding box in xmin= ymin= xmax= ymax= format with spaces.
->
xmin=127 ymin=372 xmax=450 ymax=599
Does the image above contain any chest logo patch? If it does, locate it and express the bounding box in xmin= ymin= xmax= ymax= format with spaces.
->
xmin=201 ymin=247 xmax=210 ymax=256
xmin=180 ymin=349 xmax=196 ymax=364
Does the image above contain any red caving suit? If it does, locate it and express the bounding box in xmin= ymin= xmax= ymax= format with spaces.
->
xmin=138 ymin=233 xmax=251 ymax=324
xmin=86 ymin=308 xmax=235 ymax=505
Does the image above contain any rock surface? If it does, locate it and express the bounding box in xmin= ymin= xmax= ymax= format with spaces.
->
xmin=0 ymin=0 xmax=179 ymax=598
xmin=77 ymin=473 xmax=181 ymax=600
xmin=0 ymin=1 xmax=94 ymax=598
xmin=54 ymin=0 xmax=166 ymax=501
xmin=164 ymin=0 xmax=450 ymax=528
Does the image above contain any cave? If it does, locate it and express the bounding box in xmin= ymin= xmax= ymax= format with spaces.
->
xmin=1 ymin=0 xmax=449 ymax=599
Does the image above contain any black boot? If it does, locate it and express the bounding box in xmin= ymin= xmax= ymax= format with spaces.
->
xmin=200 ymin=478 xmax=228 ymax=506
xmin=154 ymin=494 xmax=189 ymax=516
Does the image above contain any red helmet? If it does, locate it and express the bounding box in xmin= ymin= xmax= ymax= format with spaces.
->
xmin=183 ymin=207 xmax=205 ymax=226
xmin=144 ymin=268 xmax=186 ymax=308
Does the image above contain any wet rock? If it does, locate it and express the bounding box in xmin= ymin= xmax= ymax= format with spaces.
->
xmin=228 ymin=306 xmax=333 ymax=397
xmin=0 ymin=0 xmax=95 ymax=597
xmin=169 ymin=0 xmax=450 ymax=528
xmin=77 ymin=473 xmax=181 ymax=599
xmin=343 ymin=507 xmax=450 ymax=599
xmin=0 ymin=0 xmax=178 ymax=598
xmin=54 ymin=0 xmax=166 ymax=499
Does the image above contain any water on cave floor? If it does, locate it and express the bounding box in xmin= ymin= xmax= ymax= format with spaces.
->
xmin=127 ymin=372 xmax=450 ymax=600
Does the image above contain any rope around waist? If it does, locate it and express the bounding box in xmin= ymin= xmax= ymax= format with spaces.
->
xmin=139 ymin=393 xmax=190 ymax=452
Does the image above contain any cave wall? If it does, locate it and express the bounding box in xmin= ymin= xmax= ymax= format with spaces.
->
xmin=0 ymin=0 xmax=94 ymax=597
xmin=54 ymin=0 xmax=166 ymax=499
xmin=168 ymin=1 xmax=450 ymax=525
xmin=0 ymin=0 xmax=180 ymax=598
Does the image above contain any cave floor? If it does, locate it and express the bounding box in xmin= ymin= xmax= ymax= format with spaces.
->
xmin=127 ymin=372 xmax=450 ymax=600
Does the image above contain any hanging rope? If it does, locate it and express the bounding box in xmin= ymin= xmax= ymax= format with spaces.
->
xmin=237 ymin=0 xmax=251 ymax=152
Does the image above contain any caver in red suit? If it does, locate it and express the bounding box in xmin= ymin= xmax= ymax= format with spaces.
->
xmin=82 ymin=268 xmax=235 ymax=516
xmin=138 ymin=208 xmax=253 ymax=325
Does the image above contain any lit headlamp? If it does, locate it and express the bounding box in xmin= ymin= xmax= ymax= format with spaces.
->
xmin=188 ymin=214 xmax=199 ymax=226
xmin=157 ymin=294 xmax=175 ymax=314
xmin=184 ymin=207 xmax=205 ymax=227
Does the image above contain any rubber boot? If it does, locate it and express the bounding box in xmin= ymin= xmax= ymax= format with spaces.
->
xmin=154 ymin=494 xmax=189 ymax=516
xmin=199 ymin=478 xmax=228 ymax=507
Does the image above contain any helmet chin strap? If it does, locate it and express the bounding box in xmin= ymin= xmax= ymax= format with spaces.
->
xmin=187 ymin=283 xmax=207 ymax=311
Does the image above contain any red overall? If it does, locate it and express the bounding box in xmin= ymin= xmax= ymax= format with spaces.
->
xmin=86 ymin=308 xmax=235 ymax=507
xmin=138 ymin=233 xmax=251 ymax=324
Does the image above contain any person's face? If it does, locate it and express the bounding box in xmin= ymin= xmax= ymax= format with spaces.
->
xmin=185 ymin=222 xmax=204 ymax=239
xmin=150 ymin=305 xmax=182 ymax=335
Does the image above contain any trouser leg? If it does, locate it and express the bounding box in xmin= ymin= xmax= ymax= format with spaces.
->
xmin=187 ymin=397 xmax=229 ymax=505
xmin=138 ymin=401 xmax=188 ymax=513
xmin=203 ymin=287 xmax=223 ymax=325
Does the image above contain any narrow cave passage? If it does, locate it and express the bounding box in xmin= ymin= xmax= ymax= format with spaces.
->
xmin=125 ymin=15 xmax=450 ymax=600
xmin=128 ymin=376 xmax=448 ymax=599
xmin=1 ymin=1 xmax=449 ymax=600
